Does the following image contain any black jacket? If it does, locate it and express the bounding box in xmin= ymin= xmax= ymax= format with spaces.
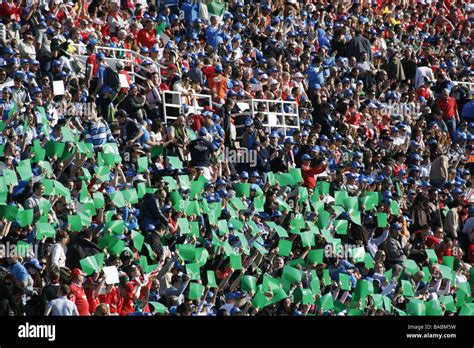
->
xmin=66 ymin=237 xmax=102 ymax=269
xmin=138 ymin=193 xmax=169 ymax=228
xmin=346 ymin=34 xmax=372 ymax=61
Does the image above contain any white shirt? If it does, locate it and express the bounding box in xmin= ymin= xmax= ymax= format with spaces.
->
xmin=415 ymin=66 xmax=434 ymax=89
xmin=368 ymin=229 xmax=389 ymax=257
xmin=48 ymin=296 xmax=79 ymax=316
xmin=50 ymin=243 xmax=67 ymax=268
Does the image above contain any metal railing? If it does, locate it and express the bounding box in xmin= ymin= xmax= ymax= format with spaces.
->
xmin=162 ymin=90 xmax=213 ymax=123
xmin=232 ymin=99 xmax=300 ymax=139
xmin=69 ymin=44 xmax=165 ymax=83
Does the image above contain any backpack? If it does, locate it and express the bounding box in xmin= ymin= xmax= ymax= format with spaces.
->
xmin=105 ymin=66 xmax=120 ymax=91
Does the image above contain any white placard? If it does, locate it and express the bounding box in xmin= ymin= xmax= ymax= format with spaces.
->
xmin=103 ymin=266 xmax=120 ymax=285
xmin=236 ymin=102 xmax=250 ymax=112
xmin=0 ymin=80 xmax=14 ymax=90
xmin=53 ymin=80 xmax=65 ymax=95
xmin=119 ymin=74 xmax=129 ymax=88
xmin=160 ymin=33 xmax=171 ymax=46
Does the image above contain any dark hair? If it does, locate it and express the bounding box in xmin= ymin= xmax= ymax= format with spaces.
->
xmin=58 ymin=231 xmax=69 ymax=240
xmin=49 ymin=270 xmax=60 ymax=282
xmin=33 ymin=182 xmax=44 ymax=191
xmin=171 ymin=274 xmax=180 ymax=285
xmin=59 ymin=284 xmax=70 ymax=296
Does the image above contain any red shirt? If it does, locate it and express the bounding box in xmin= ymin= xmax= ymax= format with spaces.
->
xmin=137 ymin=28 xmax=157 ymax=49
xmin=201 ymin=65 xmax=215 ymax=81
xmin=302 ymin=164 xmax=326 ymax=189
xmin=436 ymin=97 xmax=458 ymax=119
xmin=118 ymin=297 xmax=134 ymax=316
xmin=190 ymin=114 xmax=203 ymax=131
xmin=98 ymin=286 xmax=119 ymax=314
xmin=416 ymin=86 xmax=431 ymax=100
xmin=393 ymin=163 xmax=407 ymax=176
xmin=0 ymin=2 xmax=21 ymax=21
xmin=436 ymin=248 xmax=452 ymax=264
xmin=345 ymin=111 xmax=360 ymax=126
xmin=86 ymin=53 xmax=99 ymax=78
xmin=70 ymin=283 xmax=90 ymax=316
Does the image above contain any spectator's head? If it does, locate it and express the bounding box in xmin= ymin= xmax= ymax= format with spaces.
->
xmin=58 ymin=284 xmax=70 ymax=297
xmin=31 ymin=181 xmax=45 ymax=196
xmin=71 ymin=268 xmax=86 ymax=284
xmin=57 ymin=230 xmax=69 ymax=244
xmin=95 ymin=303 xmax=110 ymax=316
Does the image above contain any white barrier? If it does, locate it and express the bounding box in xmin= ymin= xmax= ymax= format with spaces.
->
xmin=233 ymin=99 xmax=300 ymax=138
xmin=69 ymin=44 xmax=165 ymax=83
xmin=162 ymin=90 xmax=213 ymax=123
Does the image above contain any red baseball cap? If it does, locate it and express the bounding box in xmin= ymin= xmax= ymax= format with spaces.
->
xmin=167 ymin=64 xmax=177 ymax=70
xmin=71 ymin=268 xmax=86 ymax=276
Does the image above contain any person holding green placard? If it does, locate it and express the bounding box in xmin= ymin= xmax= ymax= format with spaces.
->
xmin=138 ymin=191 xmax=170 ymax=233
xmin=386 ymin=223 xmax=405 ymax=267
xmin=23 ymin=182 xmax=47 ymax=222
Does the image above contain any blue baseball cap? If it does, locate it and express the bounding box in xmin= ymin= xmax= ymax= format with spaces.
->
xmin=216 ymin=178 xmax=226 ymax=186
xmin=198 ymin=128 xmax=208 ymax=136
xmin=302 ymin=154 xmax=312 ymax=161
xmin=3 ymin=47 xmax=15 ymax=55
xmin=51 ymin=59 xmax=62 ymax=67
xmin=390 ymin=223 xmax=402 ymax=230
xmin=244 ymin=118 xmax=254 ymax=127
xmin=250 ymin=171 xmax=260 ymax=178
xmin=240 ymin=171 xmax=249 ymax=179
xmin=269 ymin=131 xmax=280 ymax=138
xmin=319 ymin=135 xmax=329 ymax=141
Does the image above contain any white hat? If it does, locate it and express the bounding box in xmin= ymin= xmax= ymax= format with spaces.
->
xmin=133 ymin=174 xmax=147 ymax=182
xmin=294 ymin=72 xmax=304 ymax=78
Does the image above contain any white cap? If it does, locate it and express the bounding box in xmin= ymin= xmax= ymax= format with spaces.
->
xmin=133 ymin=174 xmax=147 ymax=182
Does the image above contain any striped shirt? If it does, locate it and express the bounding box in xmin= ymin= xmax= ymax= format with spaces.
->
xmin=83 ymin=120 xmax=115 ymax=149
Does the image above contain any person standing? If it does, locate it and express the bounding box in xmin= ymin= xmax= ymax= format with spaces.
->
xmin=69 ymin=268 xmax=90 ymax=316
xmin=44 ymin=284 xmax=79 ymax=316
xmin=386 ymin=223 xmax=405 ymax=267
xmin=435 ymin=88 xmax=460 ymax=137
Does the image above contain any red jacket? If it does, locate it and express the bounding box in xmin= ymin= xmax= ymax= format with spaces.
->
xmin=137 ymin=28 xmax=157 ymax=49
xmin=0 ymin=2 xmax=21 ymax=21
xmin=302 ymin=164 xmax=326 ymax=189
xmin=70 ymin=283 xmax=90 ymax=316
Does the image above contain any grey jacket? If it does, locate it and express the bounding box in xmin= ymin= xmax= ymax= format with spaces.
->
xmin=386 ymin=236 xmax=405 ymax=265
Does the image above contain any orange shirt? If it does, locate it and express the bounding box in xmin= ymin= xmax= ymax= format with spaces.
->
xmin=208 ymin=74 xmax=228 ymax=100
